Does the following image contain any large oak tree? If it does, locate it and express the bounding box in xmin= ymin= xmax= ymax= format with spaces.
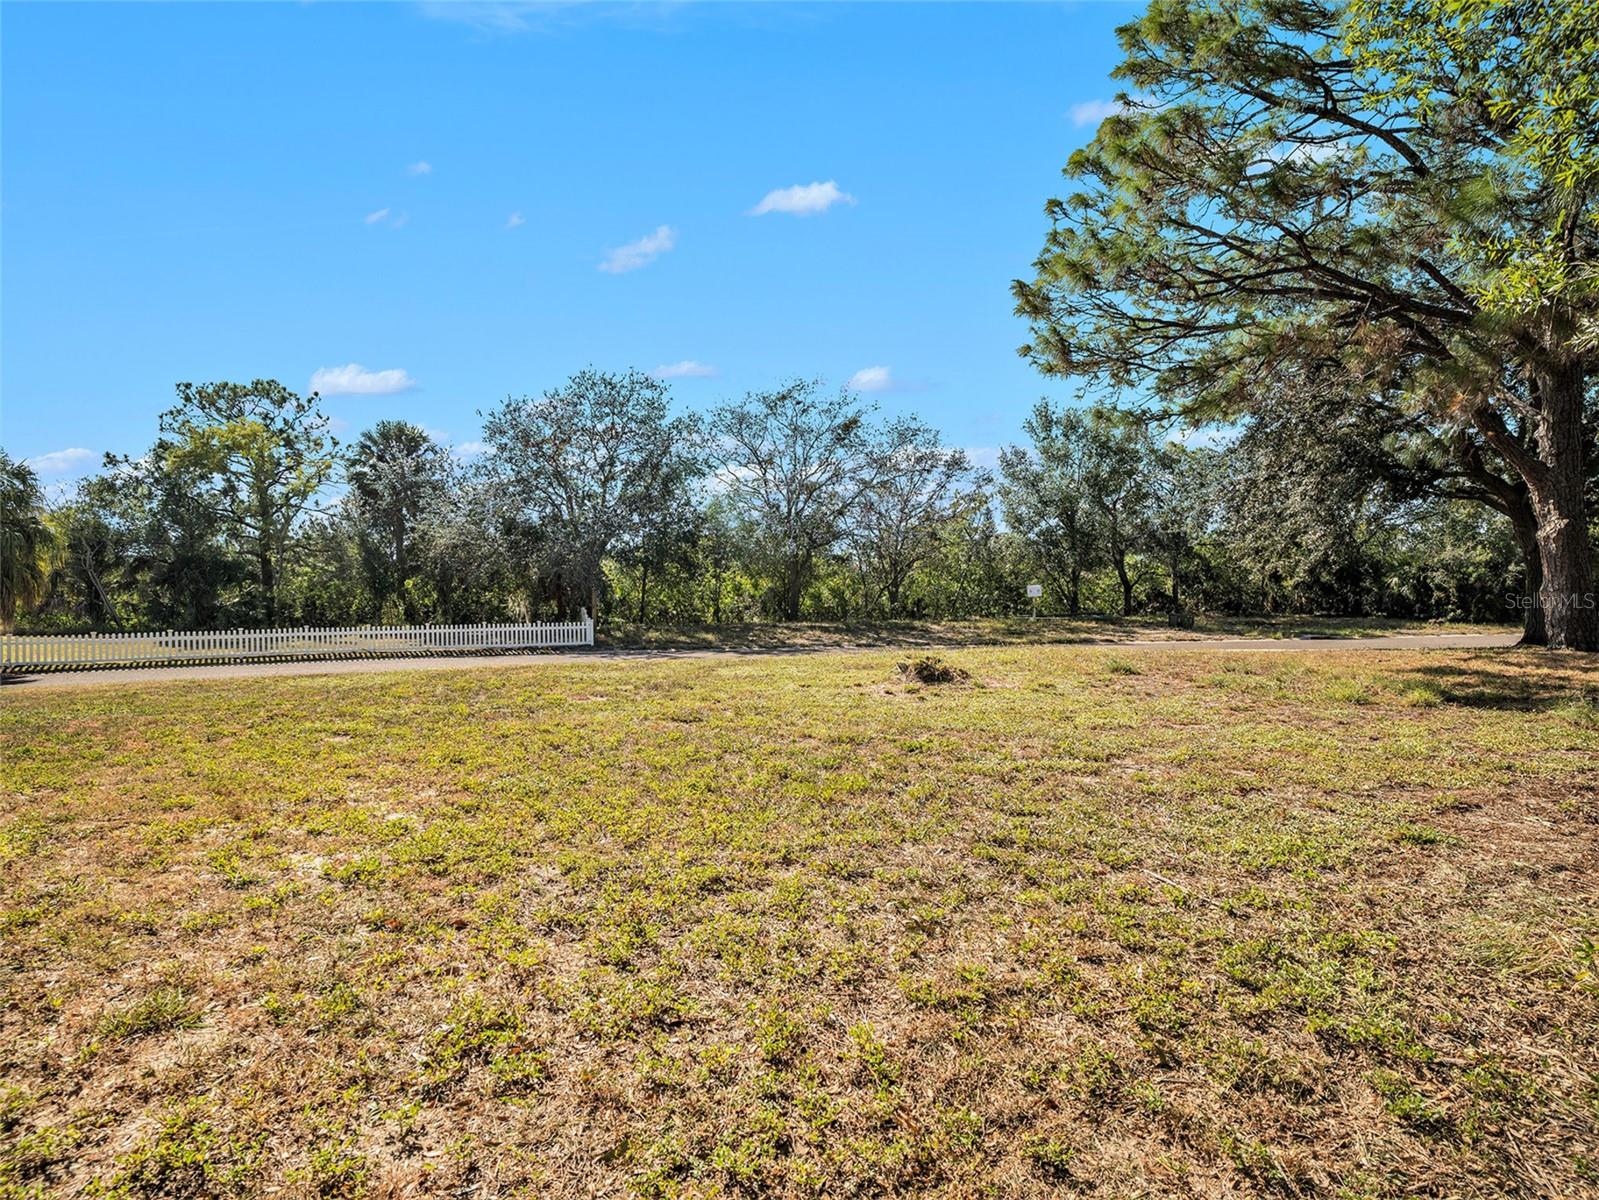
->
xmin=1014 ymin=0 xmax=1599 ymax=647
xmin=708 ymin=380 xmax=878 ymax=622
xmin=481 ymin=369 xmax=699 ymax=620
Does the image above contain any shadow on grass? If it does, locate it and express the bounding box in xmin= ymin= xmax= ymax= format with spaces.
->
xmin=1393 ymin=651 xmax=1599 ymax=712
xmin=594 ymin=618 xmax=1130 ymax=652
xmin=595 ymin=615 xmax=1515 ymax=652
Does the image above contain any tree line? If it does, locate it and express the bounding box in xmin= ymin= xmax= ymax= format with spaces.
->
xmin=1 ymin=368 xmax=1535 ymax=635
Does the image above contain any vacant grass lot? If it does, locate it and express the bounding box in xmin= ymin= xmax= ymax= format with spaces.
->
xmin=2 ymin=646 xmax=1595 ymax=1198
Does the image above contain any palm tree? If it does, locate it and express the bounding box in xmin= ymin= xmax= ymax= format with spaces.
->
xmin=1 ymin=450 xmax=58 ymax=632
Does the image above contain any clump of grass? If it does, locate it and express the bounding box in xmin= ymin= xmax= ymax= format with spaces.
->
xmin=97 ymin=988 xmax=201 ymax=1040
xmin=1391 ymin=823 xmax=1454 ymax=847
xmin=1552 ymin=692 xmax=1599 ymax=727
xmin=1369 ymin=1069 xmax=1453 ymax=1136
xmin=1021 ymin=1134 xmax=1077 ymax=1180
xmin=288 ymin=1138 xmax=367 ymax=1199
xmin=1573 ymin=937 xmax=1599 ymax=998
xmin=896 ymin=655 xmax=968 ymax=685
xmin=1398 ymin=683 xmax=1444 ymax=707
xmin=751 ymin=1001 xmax=808 ymax=1065
xmin=1103 ymin=657 xmax=1140 ymax=676
xmin=847 ymin=1023 xmax=899 ymax=1094
xmin=0 ymin=816 xmax=49 ymax=862
xmin=1323 ymin=678 xmax=1373 ymax=704
xmin=101 ymin=1109 xmax=264 ymax=1197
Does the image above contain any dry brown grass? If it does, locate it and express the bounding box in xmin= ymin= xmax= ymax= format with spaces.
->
xmin=1 ymin=645 xmax=1596 ymax=1198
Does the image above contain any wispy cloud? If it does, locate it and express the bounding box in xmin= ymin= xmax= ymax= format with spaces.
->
xmin=416 ymin=2 xmax=546 ymax=33
xmin=652 ymin=360 xmax=719 ymax=380
xmin=749 ymin=180 xmax=855 ymax=217
xmin=25 ymin=447 xmax=95 ymax=474
xmin=962 ymin=447 xmax=1001 ymax=472
xmin=1069 ymin=96 xmax=1147 ymax=127
xmin=310 ymin=364 xmax=417 ymax=396
xmin=407 ymin=160 xmax=433 ymax=176
xmin=1175 ymin=424 xmax=1238 ymax=449
xmin=364 ymin=207 xmax=392 ymax=225
xmin=505 ymin=212 xmax=526 ymax=229
xmin=598 ymin=224 xmax=676 ymax=274
xmin=847 ymin=366 xmax=896 ymax=393
xmin=1281 ymin=141 xmax=1342 ymax=165
xmin=416 ymin=2 xmax=662 ymax=35
xmin=452 ymin=440 xmax=487 ymax=459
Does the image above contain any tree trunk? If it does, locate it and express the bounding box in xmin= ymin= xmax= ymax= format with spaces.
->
xmin=1169 ymin=548 xmax=1181 ymax=610
xmin=1066 ymin=518 xmax=1083 ymax=616
xmin=638 ymin=561 xmax=649 ymax=625
xmin=1522 ymin=366 xmax=1597 ymax=651
xmin=783 ymin=554 xmax=806 ymax=621
xmin=78 ymin=540 xmax=122 ymax=630
xmin=397 ymin=534 xmax=417 ymax=624
xmin=1506 ymin=494 xmax=1547 ymax=647
xmin=1113 ymin=541 xmax=1133 ymax=616
xmin=437 ymin=569 xmax=456 ymax=623
xmin=259 ymin=549 xmax=276 ymax=627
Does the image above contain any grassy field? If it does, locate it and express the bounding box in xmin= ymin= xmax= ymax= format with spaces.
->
xmin=595 ymin=614 xmax=1518 ymax=650
xmin=1 ymin=644 xmax=1595 ymax=1198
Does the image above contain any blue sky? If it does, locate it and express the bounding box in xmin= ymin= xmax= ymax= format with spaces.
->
xmin=2 ymin=1 xmax=1135 ymax=485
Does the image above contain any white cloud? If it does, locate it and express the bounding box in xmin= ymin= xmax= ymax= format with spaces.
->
xmin=417 ymin=2 xmax=542 ymax=33
xmin=598 ymin=224 xmax=676 ymax=274
xmin=749 ymin=180 xmax=855 ymax=217
xmin=364 ymin=207 xmax=391 ymax=225
xmin=1284 ymin=141 xmax=1342 ymax=165
xmin=963 ymin=446 xmax=1001 ymax=472
xmin=309 ymin=364 xmax=417 ymax=396
xmin=24 ymin=447 xmax=95 ymax=474
xmin=1175 ymin=424 xmax=1238 ymax=449
xmin=847 ymin=366 xmax=895 ymax=393
xmin=407 ymin=161 xmax=433 ymax=176
xmin=505 ymin=212 xmax=526 ymax=229
xmin=416 ymin=2 xmax=656 ymax=35
xmin=652 ymin=360 xmax=719 ymax=380
xmin=1069 ymin=98 xmax=1132 ymax=127
xmin=452 ymin=440 xmax=487 ymax=459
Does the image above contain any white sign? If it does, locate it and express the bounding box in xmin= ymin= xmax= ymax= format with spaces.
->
xmin=1026 ymin=583 xmax=1043 ymax=598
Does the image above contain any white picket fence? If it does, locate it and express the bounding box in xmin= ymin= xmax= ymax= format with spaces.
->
xmin=0 ymin=613 xmax=593 ymax=672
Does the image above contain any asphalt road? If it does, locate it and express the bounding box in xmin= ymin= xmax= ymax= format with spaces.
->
xmin=0 ymin=632 xmax=1523 ymax=692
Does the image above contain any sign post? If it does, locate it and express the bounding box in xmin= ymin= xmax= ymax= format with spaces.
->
xmin=1026 ymin=583 xmax=1042 ymax=620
